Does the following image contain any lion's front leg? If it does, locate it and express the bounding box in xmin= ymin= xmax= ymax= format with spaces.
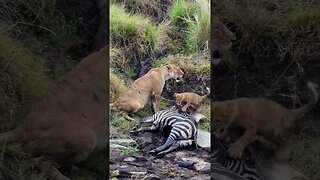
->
xmin=152 ymin=93 xmax=161 ymax=112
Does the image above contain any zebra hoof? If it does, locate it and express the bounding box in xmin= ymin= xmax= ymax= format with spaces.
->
xmin=149 ymin=149 xmax=157 ymax=154
xmin=156 ymin=152 xmax=165 ymax=158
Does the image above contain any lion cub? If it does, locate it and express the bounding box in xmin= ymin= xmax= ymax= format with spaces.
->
xmin=174 ymin=87 xmax=210 ymax=112
xmin=111 ymin=63 xmax=184 ymax=120
xmin=212 ymin=82 xmax=318 ymax=158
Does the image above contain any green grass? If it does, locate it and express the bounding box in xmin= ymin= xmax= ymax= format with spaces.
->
xmin=169 ymin=0 xmax=210 ymax=53
xmin=110 ymin=71 xmax=127 ymax=102
xmin=48 ymin=17 xmax=83 ymax=48
xmin=0 ymin=25 xmax=51 ymax=122
xmin=119 ymin=145 xmax=139 ymax=155
xmin=216 ymin=0 xmax=320 ymax=60
xmin=197 ymin=102 xmax=210 ymax=131
xmin=110 ymin=3 xmax=168 ymax=72
xmin=290 ymin=119 xmax=320 ymax=179
xmin=170 ymin=0 xmax=198 ymax=28
xmin=160 ymin=53 xmax=210 ymax=74
xmin=110 ymin=4 xmax=164 ymax=49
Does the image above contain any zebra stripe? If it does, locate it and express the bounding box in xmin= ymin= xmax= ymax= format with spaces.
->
xmin=137 ymin=109 xmax=198 ymax=155
xmin=212 ymin=135 xmax=262 ymax=180
xmin=148 ymin=110 xmax=197 ymax=140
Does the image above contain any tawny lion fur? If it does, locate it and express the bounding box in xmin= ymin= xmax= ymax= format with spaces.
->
xmin=111 ymin=64 xmax=184 ymax=120
xmin=174 ymin=88 xmax=210 ymax=112
xmin=211 ymin=16 xmax=236 ymax=65
xmin=212 ymin=82 xmax=318 ymax=158
xmin=0 ymin=46 xmax=108 ymax=180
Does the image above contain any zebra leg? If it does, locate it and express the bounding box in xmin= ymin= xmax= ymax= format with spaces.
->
xmin=149 ymin=138 xmax=174 ymax=154
xmin=157 ymin=140 xmax=193 ymax=156
xmin=156 ymin=141 xmax=180 ymax=156
xmin=130 ymin=125 xmax=157 ymax=134
xmin=194 ymin=135 xmax=198 ymax=150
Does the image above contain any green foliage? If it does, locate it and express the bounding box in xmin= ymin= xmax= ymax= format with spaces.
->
xmin=124 ymin=67 xmax=136 ymax=78
xmin=110 ymin=4 xmax=163 ymax=49
xmin=170 ymin=0 xmax=198 ymax=28
xmin=197 ymin=102 xmax=210 ymax=131
xmin=169 ymin=0 xmax=210 ymax=53
xmin=0 ymin=26 xmax=51 ymax=122
xmin=216 ymin=0 xmax=320 ymax=60
xmin=119 ymin=145 xmax=139 ymax=155
xmin=162 ymin=53 xmax=210 ymax=74
xmin=109 ymin=110 xmax=138 ymax=138
xmin=110 ymin=71 xmax=127 ymax=102
xmin=49 ymin=17 xmax=83 ymax=48
xmin=290 ymin=120 xmax=320 ymax=179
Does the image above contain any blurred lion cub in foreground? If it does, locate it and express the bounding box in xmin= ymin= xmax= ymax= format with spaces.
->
xmin=212 ymin=81 xmax=318 ymax=158
xmin=174 ymin=87 xmax=210 ymax=112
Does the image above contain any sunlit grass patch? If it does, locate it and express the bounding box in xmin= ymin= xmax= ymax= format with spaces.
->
xmin=169 ymin=0 xmax=210 ymax=53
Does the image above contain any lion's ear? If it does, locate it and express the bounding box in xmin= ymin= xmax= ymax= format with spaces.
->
xmin=166 ymin=64 xmax=172 ymax=71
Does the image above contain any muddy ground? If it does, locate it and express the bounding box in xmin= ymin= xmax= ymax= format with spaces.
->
xmin=110 ymin=131 xmax=210 ymax=179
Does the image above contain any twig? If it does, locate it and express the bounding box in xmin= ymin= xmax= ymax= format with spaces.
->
xmin=2 ymin=56 xmax=14 ymax=72
xmin=9 ymin=21 xmax=56 ymax=35
xmin=265 ymin=57 xmax=296 ymax=97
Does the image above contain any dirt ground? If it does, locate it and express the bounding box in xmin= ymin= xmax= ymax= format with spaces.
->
xmin=110 ymin=131 xmax=210 ymax=179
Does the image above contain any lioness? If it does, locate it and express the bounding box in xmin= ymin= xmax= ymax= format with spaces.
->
xmin=212 ymin=16 xmax=236 ymax=65
xmin=212 ymin=81 xmax=318 ymax=158
xmin=0 ymin=46 xmax=108 ymax=180
xmin=111 ymin=64 xmax=184 ymax=120
xmin=174 ymin=87 xmax=210 ymax=112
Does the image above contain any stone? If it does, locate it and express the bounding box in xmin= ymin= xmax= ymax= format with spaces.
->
xmin=194 ymin=161 xmax=210 ymax=172
xmin=197 ymin=129 xmax=211 ymax=148
xmin=110 ymin=138 xmax=137 ymax=146
xmin=124 ymin=157 xmax=136 ymax=162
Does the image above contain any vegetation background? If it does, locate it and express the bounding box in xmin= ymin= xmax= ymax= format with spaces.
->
xmin=110 ymin=0 xmax=211 ymax=143
xmin=0 ymin=0 xmax=106 ymax=179
xmin=213 ymin=0 xmax=320 ymax=179
xmin=109 ymin=0 xmax=211 ymax=178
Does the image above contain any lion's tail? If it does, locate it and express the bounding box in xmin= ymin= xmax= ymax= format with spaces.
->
xmin=291 ymin=81 xmax=318 ymax=118
xmin=0 ymin=127 xmax=23 ymax=144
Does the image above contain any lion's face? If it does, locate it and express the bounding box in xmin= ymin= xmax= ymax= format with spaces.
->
xmin=165 ymin=64 xmax=184 ymax=82
xmin=211 ymin=16 xmax=236 ymax=65
xmin=174 ymin=93 xmax=184 ymax=105
xmin=212 ymin=102 xmax=232 ymax=139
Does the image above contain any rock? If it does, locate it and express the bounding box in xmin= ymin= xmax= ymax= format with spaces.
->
xmin=110 ymin=164 xmax=147 ymax=178
xmin=180 ymin=157 xmax=210 ymax=172
xmin=197 ymin=129 xmax=211 ymax=148
xmin=181 ymin=157 xmax=203 ymax=163
xmin=189 ymin=175 xmax=211 ymax=180
xmin=124 ymin=157 xmax=136 ymax=162
xmin=110 ymin=138 xmax=137 ymax=146
xmin=145 ymin=174 xmax=162 ymax=180
xmin=194 ymin=161 xmax=210 ymax=172
xmin=110 ymin=144 xmax=128 ymax=149
xmin=177 ymin=160 xmax=195 ymax=169
xmin=110 ymin=138 xmax=138 ymax=152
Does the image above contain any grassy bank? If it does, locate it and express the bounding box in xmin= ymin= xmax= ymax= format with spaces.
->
xmin=214 ymin=0 xmax=320 ymax=178
xmin=110 ymin=0 xmax=211 ymax=138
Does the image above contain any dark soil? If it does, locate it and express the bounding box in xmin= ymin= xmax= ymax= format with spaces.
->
xmin=110 ymin=132 xmax=210 ymax=179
